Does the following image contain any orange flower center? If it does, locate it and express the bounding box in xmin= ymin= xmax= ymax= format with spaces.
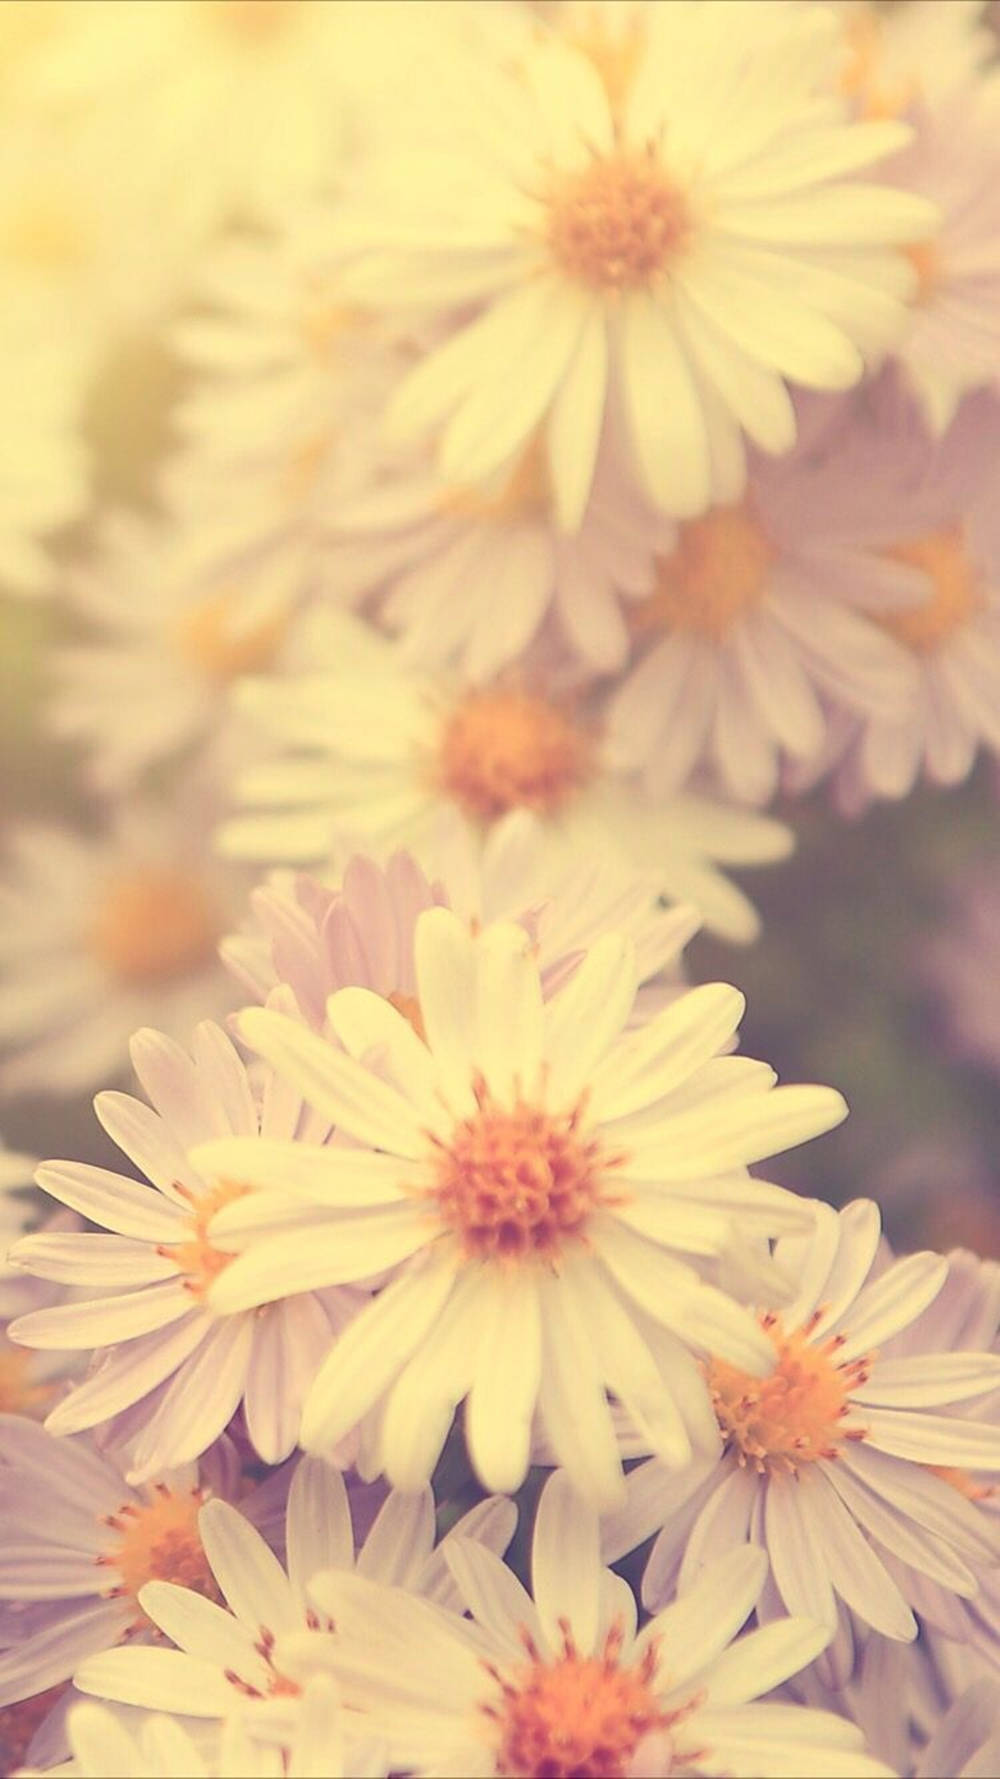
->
xmin=439 ymin=434 xmax=550 ymax=526
xmin=879 ymin=527 xmax=983 ymax=654
xmin=97 ymin=1485 xmax=219 ymax=1623
xmin=485 ymin=1621 xmax=669 ymax=1779
xmin=839 ymin=10 xmax=915 ymax=120
xmin=158 ymin=1177 xmax=252 ymax=1299
xmin=707 ymin=1312 xmax=870 ymax=1474
xmin=437 ymin=690 xmax=593 ymax=825
xmin=0 ymin=1687 xmax=68 ymax=1773
xmin=90 ymin=868 xmax=221 ymax=988
xmin=0 ymin=1339 xmax=55 ymax=1419
xmin=204 ymin=0 xmax=300 ymax=43
xmin=546 ymin=149 xmax=689 ymax=293
xmin=174 ymin=590 xmax=286 ymax=683
xmin=631 ymin=504 xmax=773 ymax=641
xmin=426 ymin=1082 xmax=623 ymax=1263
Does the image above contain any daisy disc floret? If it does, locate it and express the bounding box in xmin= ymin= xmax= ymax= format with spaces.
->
xmin=194 ymin=908 xmax=846 ymax=1507
xmin=603 ymin=1200 xmax=1000 ymax=1680
xmin=273 ymin=1470 xmax=892 ymax=1778
xmin=330 ymin=5 xmax=935 ymax=527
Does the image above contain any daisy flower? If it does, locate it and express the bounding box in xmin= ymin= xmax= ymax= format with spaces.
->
xmin=316 ymin=414 xmax=675 ymax=681
xmin=47 ymin=510 xmax=309 ymax=792
xmin=813 ymin=385 xmax=1000 ymax=809
xmin=326 ymin=3 xmax=933 ymax=527
xmin=23 ymin=1682 xmax=386 ymax=1779
xmin=602 ymin=1200 xmax=1000 ymax=1684
xmin=218 ymin=614 xmax=793 ymax=943
xmin=192 ymin=907 xmax=845 ymax=1507
xmin=605 ymin=436 xmax=919 ymax=806
xmin=8 ymin=1021 xmax=365 ymax=1479
xmin=0 ymin=1418 xmax=251 ymax=1716
xmin=74 ymin=1454 xmax=514 ymax=1739
xmin=0 ymin=784 xmax=246 ymax=1096
xmin=877 ymin=81 xmax=1000 ymax=435
xmin=272 ymin=1469 xmax=892 ymax=1777
xmin=222 ymin=830 xmax=699 ymax=1035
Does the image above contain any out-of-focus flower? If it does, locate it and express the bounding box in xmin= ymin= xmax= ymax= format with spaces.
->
xmin=834 ymin=0 xmax=996 ymax=122
xmin=0 ymin=784 xmax=246 ymax=1096
xmin=48 ymin=512 xmax=310 ymax=792
xmin=0 ymin=342 xmax=87 ymax=595
xmin=74 ymin=1454 xmax=513 ymax=1746
xmin=8 ymin=1022 xmax=363 ymax=1479
xmin=605 ymin=437 xmax=919 ymax=806
xmin=218 ymin=613 xmax=793 ymax=943
xmin=326 ymin=3 xmax=932 ymax=527
xmin=603 ymin=1202 xmax=1000 ymax=1686
xmin=194 ymin=907 xmax=844 ymax=1506
xmin=274 ymin=1469 xmax=892 ymax=1777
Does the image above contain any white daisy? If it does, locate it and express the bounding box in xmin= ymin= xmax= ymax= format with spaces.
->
xmin=8 ymin=1021 xmax=364 ymax=1479
xmin=272 ymin=1469 xmax=892 ymax=1777
xmin=192 ymin=907 xmax=845 ymax=1507
xmin=602 ymin=1200 xmax=1000 ymax=1687
xmin=23 ymin=1683 xmax=386 ymax=1778
xmin=218 ymin=614 xmax=793 ymax=943
xmin=605 ymin=439 xmax=920 ymax=806
xmin=46 ymin=510 xmax=310 ymax=792
xmin=0 ymin=784 xmax=246 ymax=1096
xmin=0 ymin=1418 xmax=254 ymax=1716
xmin=814 ymin=385 xmax=1000 ymax=809
xmin=326 ymin=3 xmax=933 ymax=527
xmin=834 ymin=1 xmax=995 ymax=124
xmin=74 ymin=1454 xmax=514 ymax=1740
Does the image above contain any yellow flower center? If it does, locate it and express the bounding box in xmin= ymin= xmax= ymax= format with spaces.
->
xmin=174 ymin=590 xmax=286 ymax=683
xmin=202 ymin=0 xmax=299 ymax=43
xmin=158 ymin=1178 xmax=252 ymax=1299
xmin=0 ymin=1688 xmax=68 ymax=1773
xmin=707 ymin=1312 xmax=870 ymax=1474
xmin=545 ymin=149 xmax=689 ymax=293
xmin=0 ymin=1339 xmax=55 ymax=1419
xmin=631 ymin=504 xmax=773 ymax=641
xmin=3 ymin=197 xmax=90 ymax=272
xmin=97 ymin=1485 xmax=219 ymax=1622
xmin=425 ymin=1081 xmax=623 ymax=1264
xmin=839 ymin=9 xmax=915 ymax=120
xmin=90 ymin=868 xmax=221 ymax=988
xmin=439 ymin=434 xmax=551 ymax=526
xmin=437 ymin=690 xmax=593 ymax=824
xmin=878 ymin=527 xmax=983 ymax=654
xmin=485 ymin=1621 xmax=670 ymax=1779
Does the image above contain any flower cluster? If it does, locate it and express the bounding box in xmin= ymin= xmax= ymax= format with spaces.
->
xmin=1 ymin=2 xmax=1000 ymax=1774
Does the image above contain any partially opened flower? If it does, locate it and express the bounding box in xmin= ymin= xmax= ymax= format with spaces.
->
xmin=273 ymin=1469 xmax=891 ymax=1777
xmin=193 ymin=908 xmax=845 ymax=1506
xmin=8 ymin=1021 xmax=364 ymax=1478
xmin=218 ymin=614 xmax=793 ymax=943
xmin=74 ymin=1454 xmax=513 ymax=1749
xmin=326 ymin=3 xmax=932 ymax=527
xmin=603 ymin=1200 xmax=1000 ymax=1685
